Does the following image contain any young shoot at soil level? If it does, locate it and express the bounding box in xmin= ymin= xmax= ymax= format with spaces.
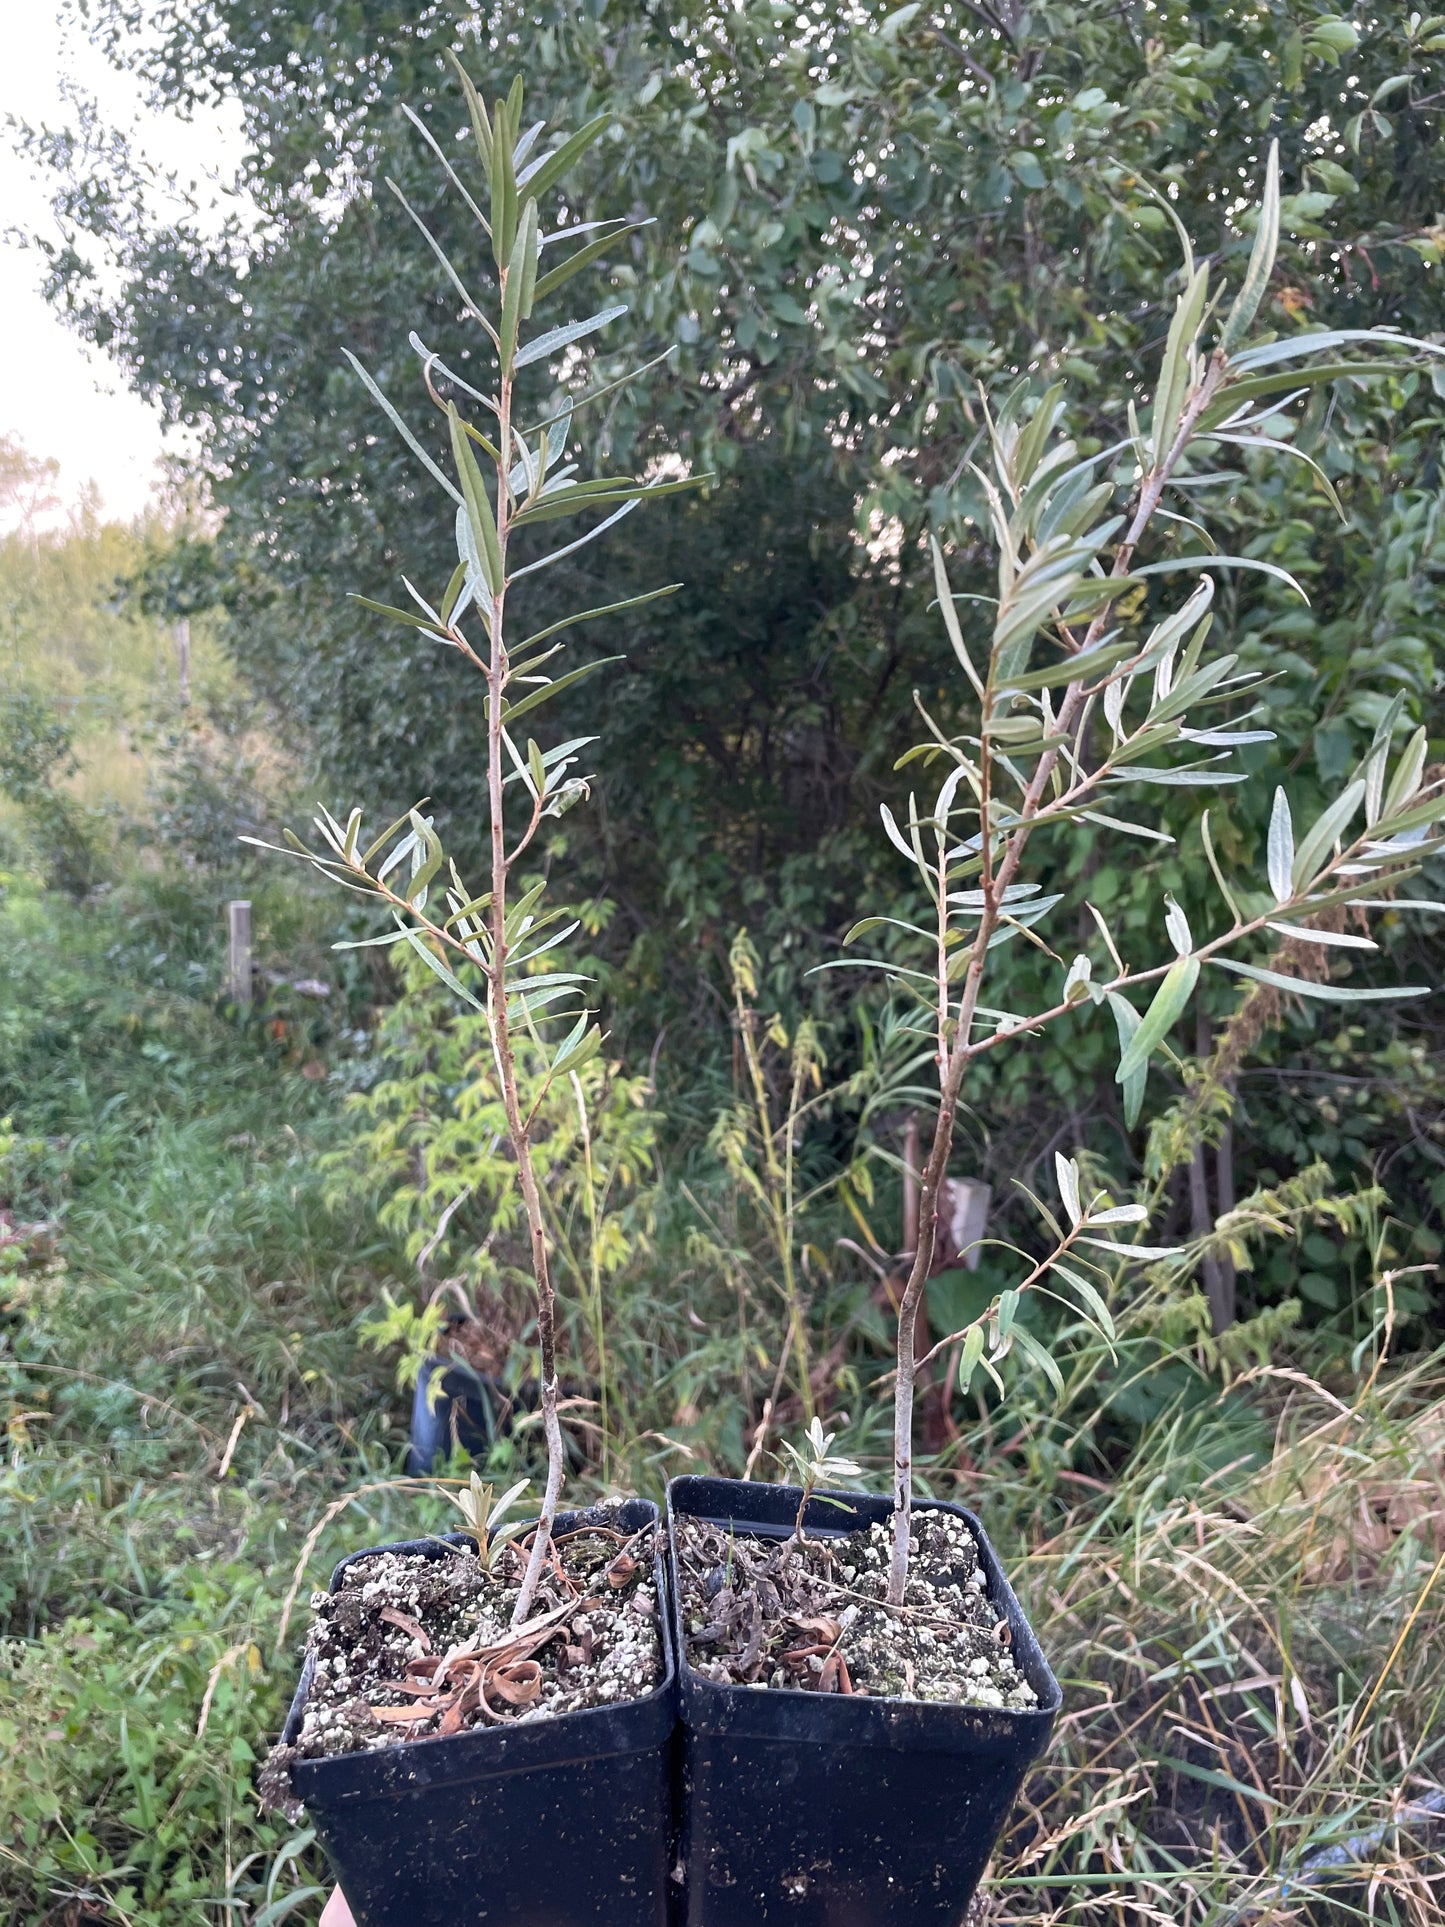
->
xmin=248 ymin=64 xmax=700 ymax=1625
xmin=840 ymin=144 xmax=1445 ymax=1606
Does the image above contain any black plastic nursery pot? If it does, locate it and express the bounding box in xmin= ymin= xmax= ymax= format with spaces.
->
xmin=280 ymin=1498 xmax=677 ymax=1927
xmin=666 ymin=1475 xmax=1061 ymax=1927
xmin=406 ymin=1355 xmax=509 ymax=1473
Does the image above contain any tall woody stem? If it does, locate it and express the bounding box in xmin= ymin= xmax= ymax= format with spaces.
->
xmin=886 ymin=356 xmax=1227 ymax=1606
xmin=485 ymin=274 xmax=566 ymax=1629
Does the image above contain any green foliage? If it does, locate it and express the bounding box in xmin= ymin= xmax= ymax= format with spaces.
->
xmin=444 ymin=1472 xmax=532 ymax=1570
xmin=27 ymin=0 xmax=1445 ymax=1025
xmin=334 ymin=942 xmax=661 ymax=1432
xmin=0 ymin=689 xmax=109 ymax=899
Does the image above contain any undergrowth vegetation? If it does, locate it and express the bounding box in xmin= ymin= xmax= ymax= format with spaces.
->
xmin=1 ymin=835 xmax=1442 ymax=1922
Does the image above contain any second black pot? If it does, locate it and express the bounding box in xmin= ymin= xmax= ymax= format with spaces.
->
xmin=281 ymin=1498 xmax=677 ymax=1927
xmin=406 ymin=1354 xmax=510 ymax=1472
xmin=666 ymin=1474 xmax=1060 ymax=1927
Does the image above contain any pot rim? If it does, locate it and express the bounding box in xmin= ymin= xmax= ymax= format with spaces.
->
xmin=283 ymin=1496 xmax=676 ymax=1802
xmin=665 ymin=1473 xmax=1061 ymax=1756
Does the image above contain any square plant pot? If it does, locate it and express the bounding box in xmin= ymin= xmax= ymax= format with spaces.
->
xmin=666 ymin=1475 xmax=1060 ymax=1927
xmin=279 ymin=1498 xmax=677 ymax=1927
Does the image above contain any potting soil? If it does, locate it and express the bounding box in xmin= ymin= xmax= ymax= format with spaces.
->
xmin=674 ymin=1507 xmax=1039 ymax=1708
xmin=265 ymin=1513 xmax=662 ymax=1780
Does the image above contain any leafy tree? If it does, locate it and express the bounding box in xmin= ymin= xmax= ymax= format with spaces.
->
xmin=26 ymin=0 xmax=1445 ymax=1330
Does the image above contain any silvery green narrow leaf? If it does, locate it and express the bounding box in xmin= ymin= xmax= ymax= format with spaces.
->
xmin=446 ymin=52 xmax=493 ymax=176
xmin=1267 ymin=787 xmax=1294 ymax=902
xmin=1364 ymin=740 xmax=1389 ymax=826
xmin=454 ymin=506 xmax=495 ymax=621
xmin=1109 ymin=766 xmax=1248 ymax=787
xmin=343 ymin=350 xmax=462 ymax=505
xmin=489 ymin=89 xmax=518 ymax=265
xmin=519 ymin=200 xmax=541 ymax=316
xmin=1080 ymin=811 xmax=1175 ymax=844
xmin=533 ymin=220 xmax=652 ymax=304
xmin=360 ymin=807 xmax=420 ymax=866
xmin=1149 ymin=653 xmax=1241 ymax=727
xmin=1104 ymin=674 xmax=1128 ymax=739
xmin=1364 ymin=791 xmax=1445 ymax=839
xmin=500 ymin=200 xmax=535 ymax=362
xmin=1199 ymin=810 xmax=1243 ymax=924
xmin=1178 ymin=727 xmax=1275 ymax=746
xmin=1265 ymin=921 xmax=1378 ymax=950
xmin=957 ymin=1325 xmax=986 ymax=1395
xmin=521 ymin=111 xmax=611 ymax=205
xmin=1227 ymin=326 xmax=1445 ymax=374
xmin=1139 ymin=576 xmax=1215 ymax=685
xmin=514 ymin=303 xmax=629 ymax=371
xmin=511 ymin=920 xmax=582 ymax=969
xmin=510 ymin=981 xmax=588 ymax=1015
xmin=514 ymin=584 xmax=681 ymax=655
xmin=1077 ymin=1237 xmax=1184 ymax=1260
xmin=508 ymin=434 xmax=540 ymax=501
xmin=401 ymin=103 xmax=490 ymax=235
xmin=1219 ymin=140 xmax=1280 ymax=357
xmin=1292 ymin=778 xmax=1364 ymax=891
xmin=500 ymin=655 xmax=623 ymax=726
xmin=376 ymin=827 xmax=420 ymax=884
xmin=1107 ymin=992 xmax=1147 ymax=1127
xmin=1381 ymin=726 xmax=1428 ymax=821
xmin=1211 ymin=958 xmax=1430 ymax=1001
xmin=552 ymin=1022 xmax=602 ymax=1077
xmin=439 ymin=559 xmax=469 ymax=624
xmin=401 ymin=577 xmax=446 ymax=627
xmin=448 ymin=406 xmax=504 ymax=592
xmin=1086 ymin=1203 xmax=1149 ymax=1226
xmin=1052 ymin=1261 xmax=1117 ymax=1343
xmin=932 ymin=763 xmax=970 ymax=848
xmin=313 ymin=803 xmax=349 ymax=855
xmin=1086 ymin=902 xmax=1126 ymax=976
xmin=332 ymin=927 xmax=412 ymax=951
xmin=1009 ymin=383 xmax=1066 ymax=492
xmin=1198 ymin=361 xmax=1387 ymax=428
xmin=1151 ymin=261 xmax=1210 ymax=461
xmin=508 ymin=495 xmax=642 ymax=580
xmin=513 ymin=118 xmax=545 ymax=167
xmin=1349 ymin=898 xmax=1445 ymax=913
xmin=1207 ymin=428 xmax=1346 ymax=520
xmin=951 ymin=883 xmax=1043 ymax=907
xmin=1164 ymin=895 xmax=1193 ymax=957
xmin=1055 ymin=1153 xmax=1082 ymax=1226
xmin=930 ymin=535 xmax=985 ymax=698
xmin=1132 ymin=554 xmax=1308 ymax=601
xmin=995 ymin=1287 xmax=1021 ymax=1345
xmin=400 ymin=923 xmax=484 ymax=1010
xmin=385 ymin=179 xmax=493 ymax=329
xmin=880 ymin=802 xmax=927 ymax=872
xmin=511 ymin=474 xmax=700 ymax=527
xmin=1011 ymin=1325 xmax=1066 ymax=1401
xmin=349 ymin=593 xmax=449 ymax=640
xmin=522 ymin=350 xmax=676 ymax=442
xmin=407 ymin=333 xmax=496 ymax=413
xmin=1117 ymin=955 xmax=1199 ymax=1085
xmin=997 ymin=637 xmax=1136 ymax=694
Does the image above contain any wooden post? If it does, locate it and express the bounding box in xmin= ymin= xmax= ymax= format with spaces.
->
xmin=227 ymin=900 xmax=252 ymax=1006
xmin=174 ymin=616 xmax=191 ymax=707
xmin=901 ymin=1113 xmax=921 ymax=1258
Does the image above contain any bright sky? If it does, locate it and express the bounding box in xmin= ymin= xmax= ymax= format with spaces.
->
xmin=0 ymin=7 xmax=249 ymax=525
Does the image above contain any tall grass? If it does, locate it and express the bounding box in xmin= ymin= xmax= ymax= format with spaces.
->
xmin=1 ymin=868 xmax=1442 ymax=1921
